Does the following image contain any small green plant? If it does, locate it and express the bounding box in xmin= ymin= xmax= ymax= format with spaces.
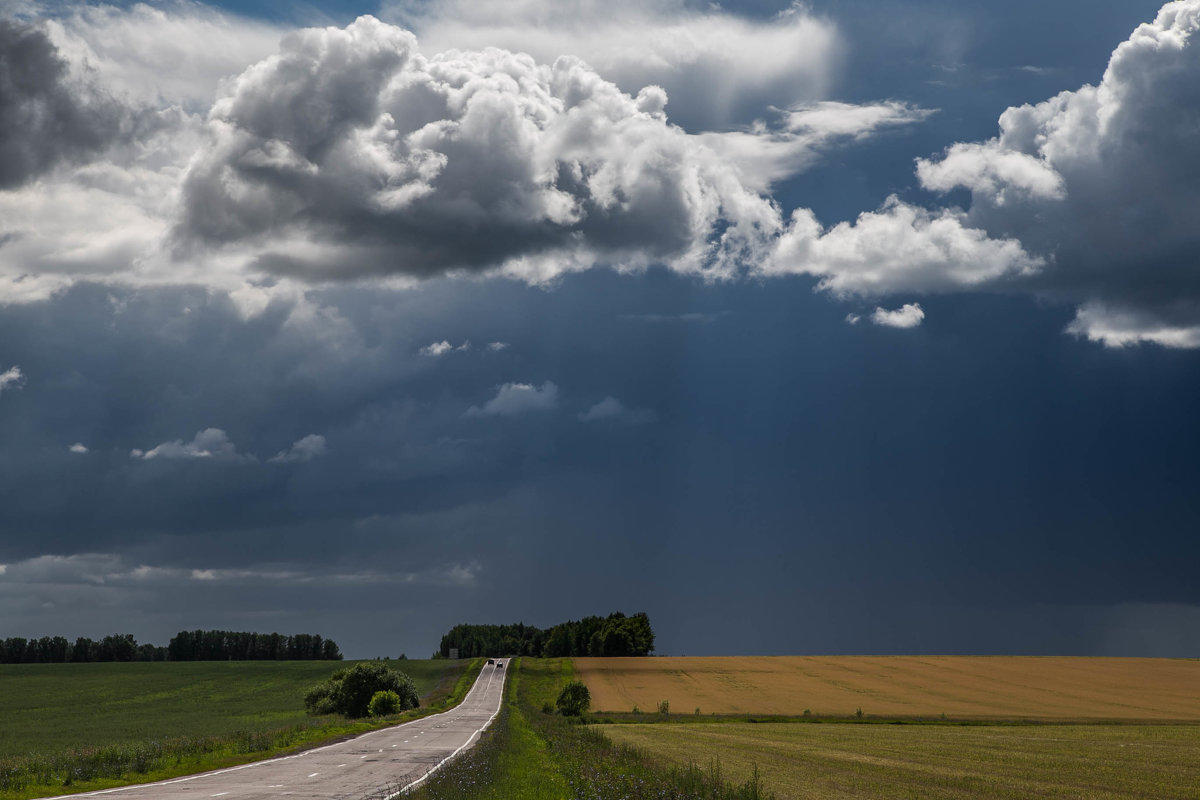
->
xmin=658 ymin=699 xmax=670 ymax=716
xmin=368 ymin=689 xmax=402 ymax=717
xmin=695 ymin=706 xmax=701 ymax=715
xmin=555 ymin=681 xmax=591 ymax=717
xmin=855 ymin=707 xmax=864 ymax=719
xmin=632 ymin=704 xmax=641 ymax=714
xmin=541 ymin=701 xmax=555 ymax=715
xmin=803 ymin=708 xmax=811 ymax=717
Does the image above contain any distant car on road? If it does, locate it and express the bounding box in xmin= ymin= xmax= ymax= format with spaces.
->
xmin=495 ymin=661 xmax=504 ymax=669
xmin=487 ymin=658 xmax=494 ymax=664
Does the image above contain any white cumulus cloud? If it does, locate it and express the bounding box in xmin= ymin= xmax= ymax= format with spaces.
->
xmin=764 ymin=196 xmax=1041 ymax=296
xmin=268 ymin=434 xmax=327 ymax=464
xmin=577 ymin=396 xmax=656 ymax=424
xmin=0 ymin=365 xmax=24 ymax=394
xmin=131 ymin=427 xmax=245 ymax=461
xmin=907 ymin=1 xmax=1200 ymax=347
xmin=172 ymin=15 xmax=783 ymax=285
xmin=0 ymin=8 xmax=930 ymax=313
xmin=68 ymin=442 xmax=89 ymax=454
xmin=467 ymin=381 xmax=558 ymax=416
xmin=420 ymin=340 xmax=469 ymax=356
xmin=1065 ymin=303 xmax=1200 ymax=350
xmin=869 ymin=303 xmax=925 ymax=328
xmin=382 ymin=0 xmax=842 ymax=131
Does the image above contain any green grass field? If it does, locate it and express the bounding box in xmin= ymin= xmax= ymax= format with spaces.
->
xmin=404 ymin=659 xmax=773 ymax=800
xmin=0 ymin=659 xmax=474 ymax=798
xmin=602 ymin=721 xmax=1200 ymax=800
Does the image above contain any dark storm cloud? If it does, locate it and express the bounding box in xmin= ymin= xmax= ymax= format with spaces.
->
xmin=173 ymin=16 xmax=778 ymax=282
xmin=1 ymin=271 xmax=1200 ymax=656
xmin=4 ymin=0 xmax=1200 ymax=661
xmin=0 ymin=279 xmax=571 ymax=564
xmin=0 ymin=19 xmax=132 ymax=188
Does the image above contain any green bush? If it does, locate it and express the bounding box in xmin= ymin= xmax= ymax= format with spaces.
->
xmin=555 ymin=681 xmax=590 ymax=717
xmin=368 ymin=690 xmax=403 ymax=717
xmin=304 ymin=662 xmax=419 ymax=718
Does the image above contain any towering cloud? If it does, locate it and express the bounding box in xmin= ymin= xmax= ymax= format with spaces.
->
xmin=173 ymin=16 xmax=781 ymax=284
xmin=383 ymin=0 xmax=842 ymax=130
xmin=0 ymin=8 xmax=920 ymax=307
xmin=770 ymin=1 xmax=1200 ymax=348
xmin=916 ymin=1 xmax=1200 ymax=347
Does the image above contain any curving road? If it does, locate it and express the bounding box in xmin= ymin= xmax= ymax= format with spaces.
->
xmin=44 ymin=661 xmax=507 ymax=800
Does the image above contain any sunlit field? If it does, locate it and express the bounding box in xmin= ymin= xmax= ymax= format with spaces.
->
xmin=602 ymin=721 xmax=1200 ymax=800
xmin=574 ymin=656 xmax=1200 ymax=720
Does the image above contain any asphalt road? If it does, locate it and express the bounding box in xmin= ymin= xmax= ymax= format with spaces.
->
xmin=46 ymin=661 xmax=507 ymax=800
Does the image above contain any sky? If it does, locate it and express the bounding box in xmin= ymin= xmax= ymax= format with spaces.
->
xmin=2 ymin=0 xmax=1199 ymax=659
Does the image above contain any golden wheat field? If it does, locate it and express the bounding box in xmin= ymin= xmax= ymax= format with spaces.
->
xmin=573 ymin=656 xmax=1200 ymax=720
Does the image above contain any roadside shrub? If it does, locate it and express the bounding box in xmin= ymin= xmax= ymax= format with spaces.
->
xmin=658 ymin=699 xmax=670 ymax=716
xmin=304 ymin=662 xmax=418 ymax=718
xmin=368 ymin=690 xmax=403 ymax=717
xmin=555 ymin=681 xmax=590 ymax=717
xmin=303 ymin=682 xmax=338 ymax=715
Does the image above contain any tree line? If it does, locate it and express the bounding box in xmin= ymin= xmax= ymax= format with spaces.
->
xmin=438 ymin=611 xmax=654 ymax=659
xmin=0 ymin=630 xmax=342 ymax=664
xmin=167 ymin=630 xmax=341 ymax=661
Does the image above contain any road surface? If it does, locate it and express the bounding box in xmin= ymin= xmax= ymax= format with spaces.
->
xmin=43 ymin=661 xmax=507 ymax=800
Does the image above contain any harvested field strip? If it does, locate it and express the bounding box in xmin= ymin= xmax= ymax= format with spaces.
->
xmin=573 ymin=656 xmax=1200 ymax=719
xmin=602 ymin=722 xmax=1200 ymax=800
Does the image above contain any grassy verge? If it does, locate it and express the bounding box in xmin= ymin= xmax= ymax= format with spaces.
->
xmin=602 ymin=720 xmax=1200 ymax=800
xmin=394 ymin=658 xmax=570 ymax=800
xmin=0 ymin=659 xmax=481 ymax=799
xmin=402 ymin=658 xmax=774 ymax=800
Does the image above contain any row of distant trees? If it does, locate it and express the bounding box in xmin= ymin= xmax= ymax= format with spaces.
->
xmin=0 ymin=634 xmax=144 ymax=664
xmin=0 ymin=630 xmax=342 ymax=664
xmin=167 ymin=630 xmax=341 ymax=661
xmin=438 ymin=611 xmax=654 ymax=659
